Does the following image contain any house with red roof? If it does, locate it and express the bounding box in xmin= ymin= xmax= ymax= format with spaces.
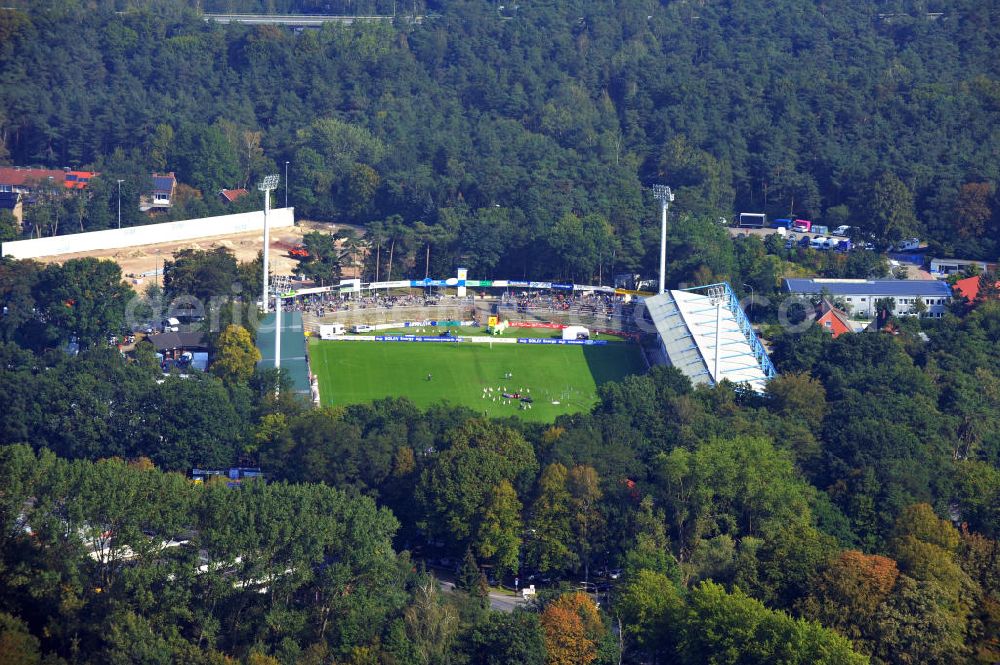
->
xmin=816 ymin=298 xmax=854 ymax=338
xmin=0 ymin=167 xmax=98 ymax=194
xmin=62 ymin=171 xmax=96 ymax=190
xmin=954 ymin=274 xmax=1000 ymax=305
xmin=219 ymin=188 xmax=248 ymax=204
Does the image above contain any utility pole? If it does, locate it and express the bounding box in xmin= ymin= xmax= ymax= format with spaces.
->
xmin=258 ymin=174 xmax=280 ymax=313
xmin=116 ymin=179 xmax=124 ymax=229
xmin=652 ymin=185 xmax=674 ymax=295
xmin=284 ymin=161 xmax=289 ymax=209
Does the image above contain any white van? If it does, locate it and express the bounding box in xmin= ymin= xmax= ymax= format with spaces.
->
xmin=893 ymin=238 xmax=921 ymax=251
xmin=350 ymin=324 xmax=373 ymax=334
xmin=319 ymin=324 xmax=346 ymax=339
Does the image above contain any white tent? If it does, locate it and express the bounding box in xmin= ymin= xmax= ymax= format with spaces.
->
xmin=561 ymin=325 xmax=590 ymax=341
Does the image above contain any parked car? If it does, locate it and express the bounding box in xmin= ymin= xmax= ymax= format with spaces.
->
xmin=832 ymin=225 xmax=852 ymax=236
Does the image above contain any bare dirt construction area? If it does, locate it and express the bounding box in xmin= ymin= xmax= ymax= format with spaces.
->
xmin=28 ymin=220 xmax=358 ymax=279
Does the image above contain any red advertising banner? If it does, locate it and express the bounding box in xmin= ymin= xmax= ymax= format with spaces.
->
xmin=509 ymin=321 xmax=563 ymax=329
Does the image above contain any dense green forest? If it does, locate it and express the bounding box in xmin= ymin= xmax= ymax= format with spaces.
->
xmin=2 ymin=0 xmax=1000 ymax=278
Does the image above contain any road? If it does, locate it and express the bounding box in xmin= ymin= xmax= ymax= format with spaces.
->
xmin=203 ymin=14 xmax=423 ymax=26
xmin=439 ymin=580 xmax=528 ymax=613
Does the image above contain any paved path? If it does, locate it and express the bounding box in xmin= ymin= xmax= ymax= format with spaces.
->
xmin=438 ymin=580 xmax=528 ymax=613
xmin=204 ymin=13 xmax=423 ymax=26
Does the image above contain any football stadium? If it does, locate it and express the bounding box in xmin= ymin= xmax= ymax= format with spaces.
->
xmin=257 ymin=267 xmax=777 ymax=422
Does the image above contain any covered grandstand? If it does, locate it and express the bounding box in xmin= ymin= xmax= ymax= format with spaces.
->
xmin=644 ymin=283 xmax=776 ymax=393
xmin=256 ymin=310 xmax=312 ymax=398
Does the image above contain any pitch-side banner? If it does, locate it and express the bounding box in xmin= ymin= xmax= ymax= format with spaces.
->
xmin=370 ymin=280 xmax=412 ymax=289
xmin=374 ymin=335 xmax=462 ymax=343
xmin=516 ymin=338 xmax=609 ymax=346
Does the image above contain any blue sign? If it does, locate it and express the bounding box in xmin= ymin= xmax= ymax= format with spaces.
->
xmin=516 ymin=338 xmax=609 ymax=346
xmin=551 ymin=283 xmax=574 ymax=290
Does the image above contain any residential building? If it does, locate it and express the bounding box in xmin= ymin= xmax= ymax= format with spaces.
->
xmin=0 ymin=167 xmax=98 ymax=194
xmin=954 ymin=275 xmax=1000 ymax=304
xmin=0 ymin=191 xmax=23 ymax=227
xmin=784 ymin=278 xmax=953 ymax=318
xmin=219 ymin=188 xmax=248 ymax=204
xmin=816 ymin=299 xmax=854 ymax=338
xmin=62 ymin=171 xmax=97 ymax=190
xmin=149 ymin=172 xmax=176 ymax=209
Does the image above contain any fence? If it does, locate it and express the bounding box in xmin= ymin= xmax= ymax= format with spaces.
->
xmin=1 ymin=207 xmax=294 ymax=259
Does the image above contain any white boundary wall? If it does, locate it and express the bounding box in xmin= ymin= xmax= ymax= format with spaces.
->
xmin=1 ymin=207 xmax=295 ymax=260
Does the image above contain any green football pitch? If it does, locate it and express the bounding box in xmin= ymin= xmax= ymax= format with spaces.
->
xmin=309 ymin=340 xmax=647 ymax=422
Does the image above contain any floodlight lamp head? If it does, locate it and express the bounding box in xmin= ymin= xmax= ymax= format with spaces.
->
xmin=652 ymin=184 xmax=674 ymax=203
xmin=258 ymin=174 xmax=280 ymax=191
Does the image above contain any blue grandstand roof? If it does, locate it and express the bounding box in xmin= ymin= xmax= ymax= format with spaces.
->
xmin=784 ymin=278 xmax=953 ymax=297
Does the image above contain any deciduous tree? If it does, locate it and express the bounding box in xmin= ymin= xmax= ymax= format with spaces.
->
xmin=540 ymin=592 xmax=604 ymax=665
xmin=211 ymin=324 xmax=260 ymax=384
xmin=477 ymin=480 xmax=522 ymax=578
xmin=527 ymin=463 xmax=577 ymax=575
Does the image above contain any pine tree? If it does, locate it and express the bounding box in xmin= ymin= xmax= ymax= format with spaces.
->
xmin=457 ymin=547 xmax=482 ymax=592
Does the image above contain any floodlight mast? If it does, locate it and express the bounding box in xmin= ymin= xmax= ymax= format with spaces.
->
xmin=652 ymin=185 xmax=674 ymax=295
xmin=258 ymin=174 xmax=280 ymax=314
xmin=275 ymin=294 xmax=281 ymax=371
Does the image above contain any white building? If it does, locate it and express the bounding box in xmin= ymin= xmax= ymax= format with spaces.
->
xmin=929 ymin=257 xmax=996 ymax=277
xmin=784 ymin=278 xmax=952 ymax=318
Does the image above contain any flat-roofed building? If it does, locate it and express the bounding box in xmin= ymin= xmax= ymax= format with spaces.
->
xmin=929 ymin=257 xmax=997 ymax=276
xmin=784 ymin=278 xmax=952 ymax=318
